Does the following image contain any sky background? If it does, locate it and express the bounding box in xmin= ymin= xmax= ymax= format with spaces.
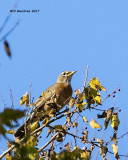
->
xmin=0 ymin=0 xmax=128 ymax=159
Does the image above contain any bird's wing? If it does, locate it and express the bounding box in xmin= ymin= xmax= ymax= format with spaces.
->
xmin=35 ymin=84 xmax=57 ymax=109
xmin=30 ymin=84 xmax=58 ymax=121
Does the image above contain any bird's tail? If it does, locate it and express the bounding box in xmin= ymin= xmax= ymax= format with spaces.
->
xmin=14 ymin=118 xmax=30 ymax=140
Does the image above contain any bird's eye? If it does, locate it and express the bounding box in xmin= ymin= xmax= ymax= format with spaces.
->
xmin=62 ymin=72 xmax=66 ymax=76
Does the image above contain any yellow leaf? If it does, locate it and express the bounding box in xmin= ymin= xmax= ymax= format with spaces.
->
xmin=90 ymin=119 xmax=101 ymax=129
xmin=73 ymin=146 xmax=80 ymax=152
xmin=69 ymin=97 xmax=76 ymax=108
xmin=89 ymin=77 xmax=106 ymax=91
xmin=111 ymin=114 xmax=120 ymax=130
xmin=83 ymin=116 xmax=88 ymax=122
xmin=65 ymin=142 xmax=70 ymax=151
xmin=76 ymin=102 xmax=87 ymax=111
xmin=80 ymin=150 xmax=90 ymax=160
xmin=93 ymin=95 xmax=101 ymax=104
xmin=104 ymin=119 xmax=109 ymax=129
xmin=112 ymin=144 xmax=120 ymax=159
xmin=73 ymin=122 xmax=78 ymax=128
xmin=54 ymin=125 xmax=64 ymax=131
xmin=100 ymin=146 xmax=108 ymax=158
xmin=42 ymin=91 xmax=45 ymax=97
xmin=77 ymin=93 xmax=86 ymax=102
xmin=6 ymin=129 xmax=14 ymax=134
xmin=5 ymin=154 xmax=12 ymax=160
xmin=43 ymin=117 xmax=50 ymax=126
xmin=20 ymin=92 xmax=29 ymax=106
xmin=74 ymin=89 xmax=80 ymax=97
xmin=28 ymin=136 xmax=38 ymax=147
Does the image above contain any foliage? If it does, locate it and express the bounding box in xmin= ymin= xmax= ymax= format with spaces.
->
xmin=0 ymin=72 xmax=126 ymax=160
xmin=0 ymin=109 xmax=25 ymax=136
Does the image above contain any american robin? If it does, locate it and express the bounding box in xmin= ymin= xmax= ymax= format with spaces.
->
xmin=14 ymin=71 xmax=76 ymax=140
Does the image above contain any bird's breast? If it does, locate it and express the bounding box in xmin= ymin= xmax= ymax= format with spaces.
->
xmin=55 ymin=83 xmax=73 ymax=107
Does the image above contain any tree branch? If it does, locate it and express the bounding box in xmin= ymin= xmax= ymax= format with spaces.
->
xmin=0 ymin=145 xmax=15 ymax=159
xmin=38 ymin=133 xmax=59 ymax=152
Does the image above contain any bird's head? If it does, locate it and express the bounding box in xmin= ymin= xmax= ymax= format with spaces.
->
xmin=56 ymin=71 xmax=77 ymax=84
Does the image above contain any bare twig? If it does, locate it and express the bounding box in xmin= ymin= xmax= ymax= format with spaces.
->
xmin=89 ymin=85 xmax=120 ymax=109
xmin=38 ymin=133 xmax=58 ymax=152
xmin=0 ymin=0 xmax=20 ymax=33
xmin=9 ymin=86 xmax=14 ymax=138
xmin=0 ymin=93 xmax=5 ymax=109
xmin=0 ymin=20 xmax=20 ymax=42
xmin=9 ymin=86 xmax=13 ymax=109
xmin=82 ymin=65 xmax=89 ymax=93
xmin=29 ymin=79 xmax=32 ymax=104
xmin=0 ymin=145 xmax=15 ymax=159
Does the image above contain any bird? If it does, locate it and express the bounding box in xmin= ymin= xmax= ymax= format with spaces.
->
xmin=14 ymin=71 xmax=76 ymax=140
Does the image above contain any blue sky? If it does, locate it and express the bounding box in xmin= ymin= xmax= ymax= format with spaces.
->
xmin=0 ymin=0 xmax=128 ymax=159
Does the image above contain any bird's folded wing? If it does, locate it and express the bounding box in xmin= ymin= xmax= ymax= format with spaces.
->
xmin=30 ymin=84 xmax=57 ymax=120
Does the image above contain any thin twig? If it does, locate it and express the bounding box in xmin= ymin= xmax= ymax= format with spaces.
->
xmin=9 ymin=86 xmax=13 ymax=109
xmin=0 ymin=20 xmax=20 ymax=42
xmin=0 ymin=93 xmax=5 ymax=110
xmin=82 ymin=65 xmax=89 ymax=93
xmin=9 ymin=86 xmax=14 ymax=138
xmin=29 ymin=79 xmax=32 ymax=104
xmin=0 ymin=0 xmax=20 ymax=33
xmin=24 ymin=79 xmax=33 ymax=135
xmin=38 ymin=133 xmax=58 ymax=152
xmin=89 ymin=85 xmax=120 ymax=109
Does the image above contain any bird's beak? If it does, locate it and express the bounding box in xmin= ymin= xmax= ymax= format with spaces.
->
xmin=68 ymin=71 xmax=77 ymax=77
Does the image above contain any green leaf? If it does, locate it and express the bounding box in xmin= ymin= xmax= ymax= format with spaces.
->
xmin=0 ymin=109 xmax=25 ymax=136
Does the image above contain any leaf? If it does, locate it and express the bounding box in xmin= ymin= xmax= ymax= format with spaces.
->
xmin=83 ymin=116 xmax=88 ymax=122
xmin=90 ymin=119 xmax=101 ymax=129
xmin=76 ymin=102 xmax=87 ymax=111
xmin=58 ymin=150 xmax=79 ymax=160
xmin=112 ymin=144 xmax=120 ymax=159
xmin=98 ymin=107 xmax=114 ymax=129
xmin=89 ymin=77 xmax=106 ymax=91
xmin=0 ymin=109 xmax=25 ymax=136
xmin=47 ymin=128 xmax=53 ymax=138
xmin=74 ymin=89 xmax=81 ymax=97
xmin=84 ymin=77 xmax=106 ymax=107
xmin=6 ymin=129 xmax=15 ymax=134
xmin=100 ymin=146 xmax=108 ymax=158
xmin=73 ymin=146 xmax=81 ymax=152
xmin=66 ymin=116 xmax=71 ymax=127
xmin=4 ymin=40 xmax=11 ymax=58
xmin=28 ymin=135 xmax=38 ymax=147
xmin=12 ymin=145 xmax=39 ymax=160
xmin=1 ymin=109 xmax=25 ymax=122
xmin=42 ymin=117 xmax=50 ymax=126
xmin=20 ymin=92 xmax=29 ymax=107
xmin=54 ymin=125 xmax=64 ymax=131
xmin=97 ymin=139 xmax=104 ymax=147
xmin=65 ymin=142 xmax=70 ymax=151
xmin=93 ymin=95 xmax=101 ymax=104
xmin=81 ymin=131 xmax=88 ymax=143
xmin=110 ymin=132 xmax=117 ymax=144
xmin=5 ymin=154 xmax=12 ymax=160
xmin=111 ymin=113 xmax=120 ymax=130
xmin=104 ymin=120 xmax=109 ymax=129
xmin=76 ymin=93 xmax=86 ymax=103
xmin=80 ymin=150 xmax=90 ymax=160
xmin=73 ymin=122 xmax=78 ymax=128
xmin=69 ymin=97 xmax=76 ymax=108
